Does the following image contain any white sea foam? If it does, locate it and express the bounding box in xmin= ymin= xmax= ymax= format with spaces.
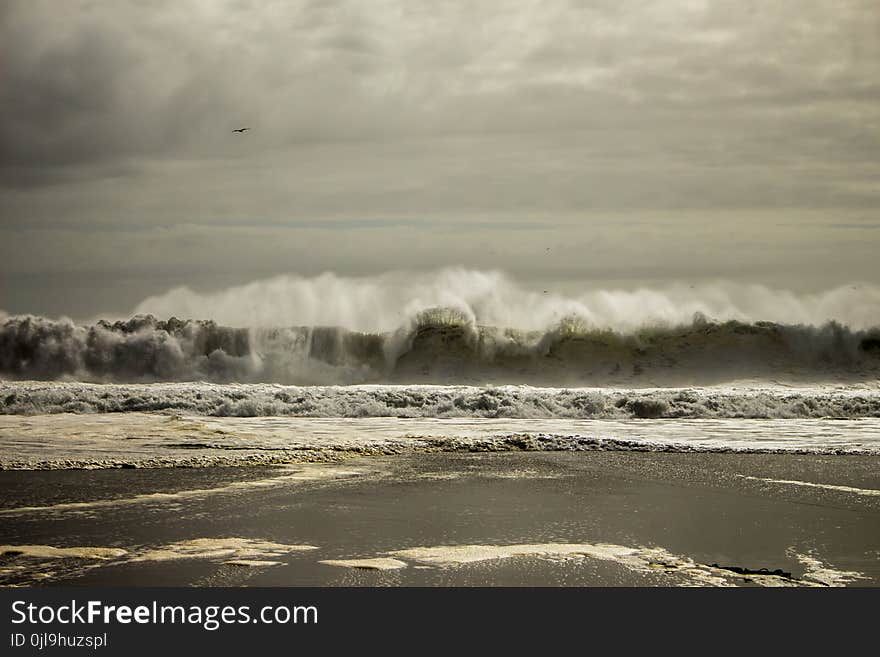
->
xmin=0 ymin=545 xmax=127 ymax=560
xmin=0 ymin=464 xmax=369 ymax=516
xmin=3 ymin=380 xmax=880 ymax=419
xmin=346 ymin=541 xmax=866 ymax=587
xmin=130 ymin=538 xmax=317 ymax=563
xmin=1 ymin=406 xmax=878 ymax=471
xmin=320 ymin=558 xmax=408 ymax=571
xmin=223 ymin=560 xmax=284 ymax=568
xmin=0 ymin=538 xmax=317 ymax=584
xmin=792 ymin=552 xmax=867 ymax=586
xmin=2 ymin=539 xmax=863 ymax=587
xmin=736 ymin=475 xmax=880 ymax=497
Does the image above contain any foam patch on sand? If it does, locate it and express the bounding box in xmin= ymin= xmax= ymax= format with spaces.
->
xmin=223 ymin=560 xmax=284 ymax=568
xmin=414 ymin=468 xmax=566 ymax=482
xmin=320 ymin=558 xmax=408 ymax=571
xmin=130 ymin=538 xmax=317 ymax=563
xmin=737 ymin=475 xmax=880 ymax=497
xmin=0 ymin=537 xmax=317 ymax=585
xmin=0 ymin=464 xmax=369 ymax=518
xmin=385 ymin=542 xmax=733 ymax=586
xmin=390 ymin=543 xmax=638 ymax=566
xmin=792 ymin=551 xmax=868 ymax=586
xmin=0 ymin=545 xmax=127 ymax=559
xmin=379 ymin=542 xmax=865 ymax=587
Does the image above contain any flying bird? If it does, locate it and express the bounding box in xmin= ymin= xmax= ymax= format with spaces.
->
xmin=232 ymin=127 xmax=250 ymax=133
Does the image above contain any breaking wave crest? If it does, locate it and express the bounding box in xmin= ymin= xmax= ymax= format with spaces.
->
xmin=124 ymin=269 xmax=880 ymax=332
xmin=4 ymin=270 xmax=880 ymax=385
xmin=1 ymin=309 xmax=879 ymax=386
xmin=2 ymin=381 xmax=880 ymax=419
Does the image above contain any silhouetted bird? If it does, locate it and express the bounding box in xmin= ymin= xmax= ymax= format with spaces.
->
xmin=232 ymin=128 xmax=250 ymax=133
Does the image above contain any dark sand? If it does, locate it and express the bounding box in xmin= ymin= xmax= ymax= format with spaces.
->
xmin=1 ymin=452 xmax=878 ymax=587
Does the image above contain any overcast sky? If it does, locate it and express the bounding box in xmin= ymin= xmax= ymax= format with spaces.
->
xmin=1 ymin=0 xmax=878 ymax=319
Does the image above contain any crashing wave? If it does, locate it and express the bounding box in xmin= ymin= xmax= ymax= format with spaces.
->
xmin=2 ymin=381 xmax=880 ymax=419
xmin=1 ymin=310 xmax=879 ymax=386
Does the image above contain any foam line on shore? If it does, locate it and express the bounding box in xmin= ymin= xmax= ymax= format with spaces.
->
xmin=736 ymin=475 xmax=880 ymax=496
xmin=0 ymin=464 xmax=369 ymax=517
xmin=326 ymin=541 xmax=868 ymax=587
xmin=129 ymin=538 xmax=317 ymax=563
xmin=792 ymin=552 xmax=868 ymax=586
xmin=320 ymin=558 xmax=408 ymax=571
xmin=0 ymin=545 xmax=127 ymax=560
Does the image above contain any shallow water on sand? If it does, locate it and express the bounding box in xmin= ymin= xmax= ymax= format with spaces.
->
xmin=0 ymin=452 xmax=877 ymax=587
xmin=1 ymin=412 xmax=879 ymax=469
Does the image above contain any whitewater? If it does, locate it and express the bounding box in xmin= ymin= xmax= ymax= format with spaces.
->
xmin=2 ymin=270 xmax=879 ymax=467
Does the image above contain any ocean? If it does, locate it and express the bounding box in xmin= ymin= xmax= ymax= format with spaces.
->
xmin=1 ymin=286 xmax=878 ymax=587
xmin=1 ymin=303 xmax=880 ymax=467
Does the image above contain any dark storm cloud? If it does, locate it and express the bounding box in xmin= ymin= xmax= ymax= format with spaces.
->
xmin=1 ymin=22 xmax=131 ymax=175
xmin=3 ymin=0 xmax=877 ymax=181
xmin=0 ymin=0 xmax=879 ymax=317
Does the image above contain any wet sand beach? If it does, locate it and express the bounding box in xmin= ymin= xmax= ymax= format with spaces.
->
xmin=1 ymin=451 xmax=877 ymax=587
